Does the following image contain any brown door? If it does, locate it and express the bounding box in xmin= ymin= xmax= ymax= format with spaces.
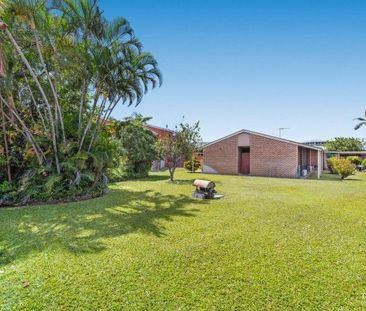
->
xmin=240 ymin=151 xmax=250 ymax=174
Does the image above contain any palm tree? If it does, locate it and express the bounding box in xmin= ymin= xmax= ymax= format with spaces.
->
xmin=354 ymin=110 xmax=366 ymax=130
xmin=53 ymin=0 xmax=104 ymax=134
xmin=0 ymin=0 xmax=161 ymax=196
xmin=0 ymin=0 xmax=7 ymax=77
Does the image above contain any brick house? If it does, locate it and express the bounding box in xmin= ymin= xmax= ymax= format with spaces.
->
xmin=145 ymin=124 xmax=174 ymax=170
xmin=203 ymin=129 xmax=323 ymax=178
xmin=145 ymin=124 xmax=174 ymax=140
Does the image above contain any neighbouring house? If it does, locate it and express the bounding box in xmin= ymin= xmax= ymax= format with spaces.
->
xmin=145 ymin=124 xmax=174 ymax=170
xmin=193 ymin=142 xmax=209 ymax=163
xmin=302 ymin=140 xmax=328 ymax=148
xmin=202 ymin=129 xmax=323 ymax=179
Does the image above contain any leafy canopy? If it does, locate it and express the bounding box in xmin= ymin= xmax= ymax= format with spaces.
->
xmin=111 ymin=114 xmax=157 ymax=180
xmin=325 ymin=137 xmax=364 ymax=151
xmin=156 ymin=122 xmax=201 ymax=181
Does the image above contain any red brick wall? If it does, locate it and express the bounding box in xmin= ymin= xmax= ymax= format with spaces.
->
xmin=250 ymin=134 xmax=298 ymax=178
xmin=203 ymin=133 xmax=300 ymax=178
xmin=203 ymin=135 xmax=239 ymax=174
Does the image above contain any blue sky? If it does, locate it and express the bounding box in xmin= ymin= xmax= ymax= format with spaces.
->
xmin=101 ymin=0 xmax=366 ymax=142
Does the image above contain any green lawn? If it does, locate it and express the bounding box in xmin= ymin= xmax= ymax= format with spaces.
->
xmin=1 ymin=170 xmax=366 ymax=310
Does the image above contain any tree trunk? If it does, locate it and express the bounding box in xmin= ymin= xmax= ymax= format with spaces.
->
xmin=0 ymin=100 xmax=12 ymax=182
xmin=78 ymin=79 xmax=87 ymax=135
xmin=6 ymin=94 xmax=15 ymax=123
xmin=0 ymin=40 xmax=5 ymax=77
xmin=79 ymin=89 xmax=100 ymax=151
xmin=169 ymin=166 xmax=176 ymax=182
xmin=30 ymin=16 xmax=66 ymax=144
xmin=2 ymin=24 xmax=60 ymax=174
xmin=25 ymin=75 xmax=48 ymax=132
xmin=87 ymin=97 xmax=108 ymax=152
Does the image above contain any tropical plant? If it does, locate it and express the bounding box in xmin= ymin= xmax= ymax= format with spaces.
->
xmin=354 ymin=110 xmax=366 ymax=130
xmin=156 ymin=122 xmax=201 ymax=182
xmin=0 ymin=0 xmax=161 ymax=205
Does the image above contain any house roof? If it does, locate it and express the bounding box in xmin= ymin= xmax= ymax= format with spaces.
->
xmin=145 ymin=124 xmax=174 ymax=133
xmin=203 ymin=129 xmax=322 ymax=151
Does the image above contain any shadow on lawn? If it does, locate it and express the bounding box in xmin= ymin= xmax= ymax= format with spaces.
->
xmin=130 ymin=175 xmax=197 ymax=184
xmin=309 ymin=173 xmax=363 ymax=182
xmin=0 ymin=189 xmax=206 ymax=265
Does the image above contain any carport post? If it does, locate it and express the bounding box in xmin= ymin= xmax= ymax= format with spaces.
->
xmin=317 ymin=150 xmax=321 ymax=179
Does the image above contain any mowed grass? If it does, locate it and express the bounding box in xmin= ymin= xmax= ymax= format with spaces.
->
xmin=1 ymin=170 xmax=366 ymax=310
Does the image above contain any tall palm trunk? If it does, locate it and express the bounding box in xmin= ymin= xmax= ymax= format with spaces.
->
xmin=78 ymin=79 xmax=87 ymax=135
xmin=24 ymin=75 xmax=48 ymax=132
xmin=7 ymin=93 xmax=15 ymax=122
xmin=30 ymin=16 xmax=66 ymax=144
xmin=87 ymin=97 xmax=108 ymax=151
xmin=0 ymin=21 xmax=60 ymax=174
xmin=88 ymin=96 xmax=121 ymax=152
xmin=0 ymin=41 xmax=5 ymax=77
xmin=0 ymin=99 xmax=11 ymax=182
xmin=79 ymin=88 xmax=100 ymax=151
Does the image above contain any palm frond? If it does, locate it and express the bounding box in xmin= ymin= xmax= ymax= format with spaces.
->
xmin=355 ymin=122 xmax=366 ymax=130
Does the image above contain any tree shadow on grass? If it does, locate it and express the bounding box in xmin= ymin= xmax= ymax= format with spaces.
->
xmin=124 ymin=175 xmax=198 ymax=185
xmin=309 ymin=173 xmax=363 ymax=182
xmin=122 ymin=175 xmax=170 ymax=182
xmin=0 ymin=189 xmax=206 ymax=266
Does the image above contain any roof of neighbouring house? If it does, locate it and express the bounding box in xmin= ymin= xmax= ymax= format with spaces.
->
xmin=145 ymin=124 xmax=174 ymax=133
xmin=302 ymin=140 xmax=328 ymax=146
xmin=203 ymin=129 xmax=322 ymax=151
xmin=326 ymin=151 xmax=366 ymax=154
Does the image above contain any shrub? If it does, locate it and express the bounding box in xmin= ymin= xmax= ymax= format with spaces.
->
xmin=184 ymin=158 xmax=201 ymax=172
xmin=0 ymin=181 xmax=15 ymax=194
xmin=111 ymin=115 xmax=157 ymax=180
xmin=327 ymin=157 xmax=338 ymax=174
xmin=363 ymin=158 xmax=366 ymax=169
xmin=347 ymin=156 xmax=362 ymax=166
xmin=331 ymin=157 xmax=356 ymax=179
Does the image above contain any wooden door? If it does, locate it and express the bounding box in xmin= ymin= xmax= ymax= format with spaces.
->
xmin=240 ymin=151 xmax=250 ymax=174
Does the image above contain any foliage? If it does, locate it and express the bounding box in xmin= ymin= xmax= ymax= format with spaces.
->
xmin=329 ymin=157 xmax=356 ymax=179
xmin=0 ymin=180 xmax=14 ymax=193
xmin=156 ymin=122 xmax=201 ymax=181
xmin=0 ymin=0 xmax=161 ymax=205
xmin=2 ymin=170 xmax=366 ymax=309
xmin=363 ymin=158 xmax=366 ymax=169
xmin=327 ymin=157 xmax=337 ymax=174
xmin=346 ymin=156 xmax=362 ymax=166
xmin=184 ymin=157 xmax=201 ymax=172
xmin=325 ymin=137 xmax=364 ymax=151
xmin=354 ymin=110 xmax=366 ymax=130
xmin=108 ymin=114 xmax=157 ymax=180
